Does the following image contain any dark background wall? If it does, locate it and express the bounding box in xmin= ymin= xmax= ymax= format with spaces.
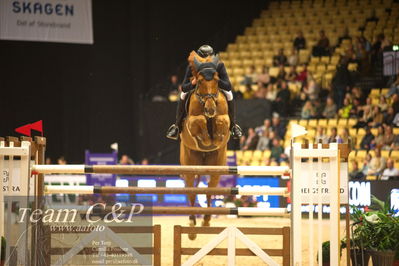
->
xmin=0 ymin=0 xmax=268 ymax=164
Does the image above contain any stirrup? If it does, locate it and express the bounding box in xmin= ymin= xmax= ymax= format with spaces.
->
xmin=231 ymin=124 xmax=243 ymax=139
xmin=166 ymin=124 xmax=180 ymax=140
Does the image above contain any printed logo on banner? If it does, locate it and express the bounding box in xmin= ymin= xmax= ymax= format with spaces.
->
xmin=299 ymin=162 xmax=349 ymax=204
xmin=3 ymin=196 xmax=153 ymax=265
xmin=0 ymin=0 xmax=93 ymax=44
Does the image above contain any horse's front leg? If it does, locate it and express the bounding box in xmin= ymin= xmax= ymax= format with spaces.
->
xmin=187 ymin=115 xmax=211 ymax=146
xmin=202 ymin=174 xmax=220 ymax=227
xmin=213 ymin=114 xmax=230 ymax=146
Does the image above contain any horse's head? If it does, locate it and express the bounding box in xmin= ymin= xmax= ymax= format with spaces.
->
xmin=189 ymin=51 xmax=220 ymax=118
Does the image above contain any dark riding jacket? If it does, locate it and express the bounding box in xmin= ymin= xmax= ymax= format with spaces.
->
xmin=181 ymin=62 xmax=232 ymax=93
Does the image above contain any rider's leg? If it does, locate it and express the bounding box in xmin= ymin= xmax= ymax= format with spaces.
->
xmin=222 ymin=90 xmax=243 ymax=139
xmin=166 ymin=92 xmax=188 ymax=140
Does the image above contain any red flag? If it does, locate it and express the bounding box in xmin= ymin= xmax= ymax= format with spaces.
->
xmin=15 ymin=124 xmax=32 ymax=137
xmin=31 ymin=120 xmax=43 ymax=134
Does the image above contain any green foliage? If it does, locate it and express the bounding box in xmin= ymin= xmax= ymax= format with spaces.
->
xmin=351 ymin=195 xmax=399 ymax=252
xmin=1 ymin=236 xmax=5 ymax=261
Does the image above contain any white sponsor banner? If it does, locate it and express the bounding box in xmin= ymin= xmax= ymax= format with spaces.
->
xmin=298 ymin=162 xmax=349 ymax=204
xmin=0 ymin=0 xmax=93 ymax=44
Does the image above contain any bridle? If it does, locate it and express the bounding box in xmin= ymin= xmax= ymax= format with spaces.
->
xmin=194 ymin=79 xmax=219 ymax=107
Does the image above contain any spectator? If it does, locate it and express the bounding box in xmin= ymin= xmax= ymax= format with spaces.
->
xmin=301 ymin=100 xmax=315 ymax=119
xmin=338 ymin=98 xmax=352 ymax=119
xmin=293 ymin=30 xmax=306 ymax=51
xmin=256 ymin=66 xmax=271 ymax=87
xmin=303 ymin=76 xmax=319 ymax=101
xmin=119 ymin=155 xmax=134 ymax=165
xmin=332 ymin=57 xmax=351 ymax=109
xmin=391 ymin=134 xmax=399 ymax=150
xmin=339 ymin=128 xmax=352 ymax=145
xmin=312 ymin=30 xmax=330 ymax=57
xmin=241 ymin=65 xmax=257 ymax=86
xmin=242 ymin=128 xmax=259 ymax=150
xmin=271 ymin=114 xmax=286 ymax=139
xmin=270 ymin=138 xmax=287 ymax=163
xmin=350 ymin=98 xmax=363 ymax=118
xmin=141 ymin=158 xmax=149 ymax=165
xmin=372 ymin=126 xmax=385 ymax=148
xmin=242 ymin=84 xmax=255 ymax=100
xmin=265 ymin=83 xmax=277 ymax=101
xmin=362 ymin=153 xmax=373 ymax=176
xmin=315 ymin=126 xmax=328 ymax=144
xmin=378 ymin=95 xmax=388 ymax=113
xmin=386 ymin=70 xmax=399 ymax=97
xmin=45 ymin=157 xmax=52 ymax=164
xmin=255 ymin=119 xmax=272 ymax=136
xmin=368 ymin=148 xmax=386 ymax=176
xmin=371 ymin=33 xmax=384 ymax=64
xmin=276 ymin=65 xmax=287 ymax=80
xmin=57 ymin=156 xmax=67 ymax=165
xmin=381 ymin=158 xmax=399 ymax=180
xmin=167 ymin=74 xmax=180 ymax=95
xmin=369 ymin=106 xmax=384 ymax=128
xmin=273 ymin=48 xmax=288 ymax=66
xmin=287 ymin=48 xmax=299 ymax=66
xmin=285 ymin=66 xmax=298 ymax=81
xmin=256 ymin=129 xmax=271 ymax=151
xmin=360 ymin=127 xmax=375 ymax=150
xmin=384 ymin=106 xmax=396 ymax=125
xmin=322 ymin=96 xmax=337 ymax=118
xmin=295 ymin=64 xmax=308 ymax=84
xmin=273 ymin=81 xmax=291 ymax=116
xmin=349 ymin=161 xmax=365 ymax=179
xmin=381 ymin=125 xmax=395 ymax=150
xmin=328 ymin=127 xmax=341 ymax=143
xmin=354 ymin=105 xmax=373 ymax=128
xmin=392 ymin=94 xmax=399 ymax=114
xmin=337 ymin=28 xmax=352 ymax=47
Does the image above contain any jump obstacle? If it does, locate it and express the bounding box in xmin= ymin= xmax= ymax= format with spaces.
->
xmin=0 ymin=136 xmax=351 ymax=266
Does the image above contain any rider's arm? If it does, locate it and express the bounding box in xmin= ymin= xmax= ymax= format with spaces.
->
xmin=181 ymin=65 xmax=195 ymax=92
xmin=217 ymin=63 xmax=232 ymax=91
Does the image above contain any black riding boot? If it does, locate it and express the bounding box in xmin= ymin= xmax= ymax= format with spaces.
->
xmin=166 ymin=98 xmax=186 ymax=140
xmin=227 ymin=100 xmax=243 ymax=139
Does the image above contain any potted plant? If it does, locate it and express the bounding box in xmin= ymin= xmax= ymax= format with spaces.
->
xmin=351 ymin=196 xmax=399 ymax=266
xmin=1 ymin=236 xmax=5 ymax=266
xmin=318 ymin=240 xmax=345 ymax=266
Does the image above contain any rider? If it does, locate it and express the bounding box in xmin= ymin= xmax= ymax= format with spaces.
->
xmin=166 ymin=45 xmax=243 ymax=140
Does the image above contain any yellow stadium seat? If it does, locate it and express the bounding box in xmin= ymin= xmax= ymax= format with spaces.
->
xmin=318 ymin=119 xmax=328 ymax=127
xmin=381 ymin=150 xmax=390 ymax=158
xmin=366 ymin=175 xmax=377 ymax=180
xmin=226 ymin=150 xmax=235 ymax=157
xmin=299 ymin=120 xmax=308 ymax=127
xmin=253 ymin=150 xmax=263 ymax=159
xmin=308 ymin=119 xmax=318 ymax=127
xmin=328 ymin=119 xmax=338 ymax=127
xmin=368 ymin=150 xmax=376 ymax=158
xmin=348 ymin=118 xmax=357 ymax=126
xmin=370 ymin=128 xmax=378 ymax=136
xmin=356 ymin=150 xmax=367 ymax=160
xmin=338 ymin=119 xmax=348 ymax=126
xmin=391 ymin=151 xmax=399 ymax=161
xmin=243 ymin=150 xmax=253 ymax=159
xmin=349 ymin=128 xmax=357 ymax=137
xmin=269 ymin=67 xmax=280 ymax=77
xmin=263 ymin=150 xmax=271 ymax=159
xmin=370 ymin=88 xmax=381 ymax=97
xmin=381 ymin=88 xmax=389 ymax=95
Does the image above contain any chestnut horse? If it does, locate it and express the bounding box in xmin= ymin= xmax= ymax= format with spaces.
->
xmin=180 ymin=51 xmax=230 ymax=240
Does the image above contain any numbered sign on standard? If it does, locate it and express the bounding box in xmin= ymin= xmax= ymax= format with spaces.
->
xmin=298 ymin=162 xmax=348 ymax=204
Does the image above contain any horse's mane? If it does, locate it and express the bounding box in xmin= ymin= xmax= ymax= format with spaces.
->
xmin=188 ymin=51 xmax=214 ymax=77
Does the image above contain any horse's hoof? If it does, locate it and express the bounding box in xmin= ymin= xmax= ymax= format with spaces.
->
xmin=202 ymin=220 xmax=210 ymax=227
xmin=188 ymin=233 xmax=197 ymax=240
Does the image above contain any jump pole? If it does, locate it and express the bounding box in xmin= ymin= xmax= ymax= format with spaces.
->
xmin=32 ymin=165 xmax=290 ymax=176
xmin=44 ymin=185 xmax=289 ymax=196
xmin=56 ymin=206 xmax=289 ymax=216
